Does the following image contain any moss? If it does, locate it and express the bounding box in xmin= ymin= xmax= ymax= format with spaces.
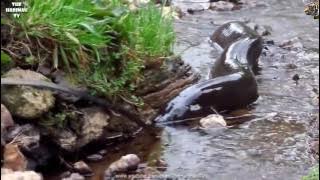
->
xmin=1 ymin=51 xmax=13 ymax=74
xmin=302 ymin=165 xmax=319 ymax=180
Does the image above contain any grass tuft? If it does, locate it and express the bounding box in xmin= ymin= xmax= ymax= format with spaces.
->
xmin=302 ymin=165 xmax=319 ymax=180
xmin=8 ymin=0 xmax=175 ymax=99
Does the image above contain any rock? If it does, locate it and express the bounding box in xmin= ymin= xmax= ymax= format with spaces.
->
xmin=186 ymin=4 xmax=206 ymax=14
xmin=1 ymin=104 xmax=14 ymax=153
xmin=210 ymin=1 xmax=235 ymax=11
xmin=265 ymin=40 xmax=275 ymax=45
xmin=53 ymin=129 xmax=78 ymax=152
xmin=286 ymin=63 xmax=298 ymax=69
xmin=1 ymin=104 xmax=14 ymax=131
xmin=1 ymin=168 xmax=13 ymax=174
xmin=75 ymin=107 xmax=109 ymax=148
xmin=3 ymin=143 xmax=27 ymax=171
xmin=161 ymin=6 xmax=181 ymax=20
xmin=62 ymin=173 xmax=85 ymax=180
xmin=310 ymin=140 xmax=319 ymax=155
xmin=104 ymin=154 xmax=140 ymax=177
xmin=59 ymin=171 xmax=72 ymax=179
xmin=239 ymin=0 xmax=268 ymax=8
xmin=86 ymin=154 xmax=104 ymax=162
xmin=47 ymin=107 xmax=109 ymax=152
xmin=4 ymin=124 xmax=40 ymax=152
xmin=199 ymin=114 xmax=227 ymax=129
xmin=292 ymin=74 xmax=300 ymax=81
xmin=279 ymin=37 xmax=304 ymax=50
xmin=73 ymin=161 xmax=93 ymax=176
xmin=139 ymin=166 xmax=161 ymax=177
xmin=153 ymin=159 xmax=167 ymax=171
xmin=4 ymin=124 xmax=52 ymax=170
xmin=98 ymin=149 xmax=108 ymax=156
xmin=1 ymin=169 xmax=42 ymax=180
xmin=1 ymin=69 xmax=55 ymax=119
xmin=246 ymin=22 xmax=272 ymax=36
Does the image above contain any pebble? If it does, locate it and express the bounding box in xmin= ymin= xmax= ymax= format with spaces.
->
xmin=73 ymin=161 xmax=93 ymax=176
xmin=310 ymin=140 xmax=319 ymax=155
xmin=86 ymin=154 xmax=104 ymax=162
xmin=98 ymin=149 xmax=108 ymax=156
xmin=292 ymin=74 xmax=300 ymax=81
xmin=199 ymin=114 xmax=227 ymax=129
xmin=62 ymin=173 xmax=85 ymax=180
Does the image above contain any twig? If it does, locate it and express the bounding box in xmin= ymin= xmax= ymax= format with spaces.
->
xmin=210 ymin=106 xmax=220 ymax=114
xmin=158 ymin=116 xmax=203 ymax=125
xmin=224 ymin=114 xmax=253 ymax=120
xmin=119 ymin=95 xmax=139 ymax=106
xmin=1 ymin=48 xmax=20 ymax=58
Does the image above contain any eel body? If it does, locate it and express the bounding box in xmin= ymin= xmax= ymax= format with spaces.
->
xmin=155 ymin=21 xmax=263 ymax=123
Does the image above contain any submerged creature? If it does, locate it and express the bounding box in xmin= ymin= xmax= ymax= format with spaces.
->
xmin=155 ymin=21 xmax=263 ymax=122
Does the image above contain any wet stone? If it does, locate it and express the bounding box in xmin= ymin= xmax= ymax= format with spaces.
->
xmin=1 ymin=104 xmax=14 ymax=131
xmin=310 ymin=140 xmax=319 ymax=155
xmin=265 ymin=40 xmax=275 ymax=45
xmin=292 ymin=74 xmax=300 ymax=81
xmin=286 ymin=63 xmax=298 ymax=69
xmin=1 ymin=69 xmax=55 ymax=119
xmin=210 ymin=1 xmax=236 ymax=11
xmin=86 ymin=154 xmax=104 ymax=162
xmin=98 ymin=149 xmax=108 ymax=156
xmin=62 ymin=173 xmax=85 ymax=180
xmin=60 ymin=171 xmax=72 ymax=179
xmin=73 ymin=161 xmax=93 ymax=176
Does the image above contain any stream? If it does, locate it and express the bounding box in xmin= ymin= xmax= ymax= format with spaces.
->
xmin=70 ymin=0 xmax=319 ymax=179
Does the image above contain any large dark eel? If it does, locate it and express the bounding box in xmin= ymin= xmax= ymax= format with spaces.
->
xmin=1 ymin=21 xmax=263 ymax=128
xmin=155 ymin=21 xmax=263 ymax=122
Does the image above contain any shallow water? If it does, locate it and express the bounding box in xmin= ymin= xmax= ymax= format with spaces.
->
xmin=159 ymin=0 xmax=319 ymax=179
xmin=74 ymin=0 xmax=319 ymax=179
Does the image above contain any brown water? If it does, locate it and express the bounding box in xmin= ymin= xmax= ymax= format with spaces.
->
xmin=80 ymin=0 xmax=319 ymax=179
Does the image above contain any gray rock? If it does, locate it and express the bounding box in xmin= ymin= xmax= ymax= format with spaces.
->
xmin=279 ymin=37 xmax=304 ymax=50
xmin=1 ymin=69 xmax=55 ymax=119
xmin=98 ymin=149 xmax=108 ymax=156
xmin=75 ymin=107 xmax=109 ymax=148
xmin=45 ymin=107 xmax=109 ymax=152
xmin=104 ymin=154 xmax=140 ymax=177
xmin=4 ymin=124 xmax=40 ymax=151
xmin=246 ymin=22 xmax=272 ymax=36
xmin=210 ymin=1 xmax=235 ymax=11
xmin=1 ymin=104 xmax=14 ymax=131
xmin=62 ymin=173 xmax=85 ymax=180
xmin=199 ymin=114 xmax=227 ymax=129
xmin=1 ymin=104 xmax=14 ymax=151
xmin=73 ymin=161 xmax=93 ymax=175
xmin=1 ymin=169 xmax=42 ymax=180
xmin=52 ymin=129 xmax=78 ymax=152
xmin=3 ymin=124 xmax=52 ymax=169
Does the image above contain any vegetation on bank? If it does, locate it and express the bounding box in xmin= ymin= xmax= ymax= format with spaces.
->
xmin=302 ymin=165 xmax=319 ymax=180
xmin=2 ymin=0 xmax=175 ymax=100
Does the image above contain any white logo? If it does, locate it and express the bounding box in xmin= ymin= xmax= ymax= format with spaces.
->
xmin=5 ymin=1 xmax=28 ymax=18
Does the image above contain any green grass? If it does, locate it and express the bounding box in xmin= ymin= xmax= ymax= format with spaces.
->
xmin=1 ymin=51 xmax=13 ymax=74
xmin=119 ymin=4 xmax=175 ymax=57
xmin=302 ymin=165 xmax=319 ymax=180
xmin=9 ymin=0 xmax=175 ymax=98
